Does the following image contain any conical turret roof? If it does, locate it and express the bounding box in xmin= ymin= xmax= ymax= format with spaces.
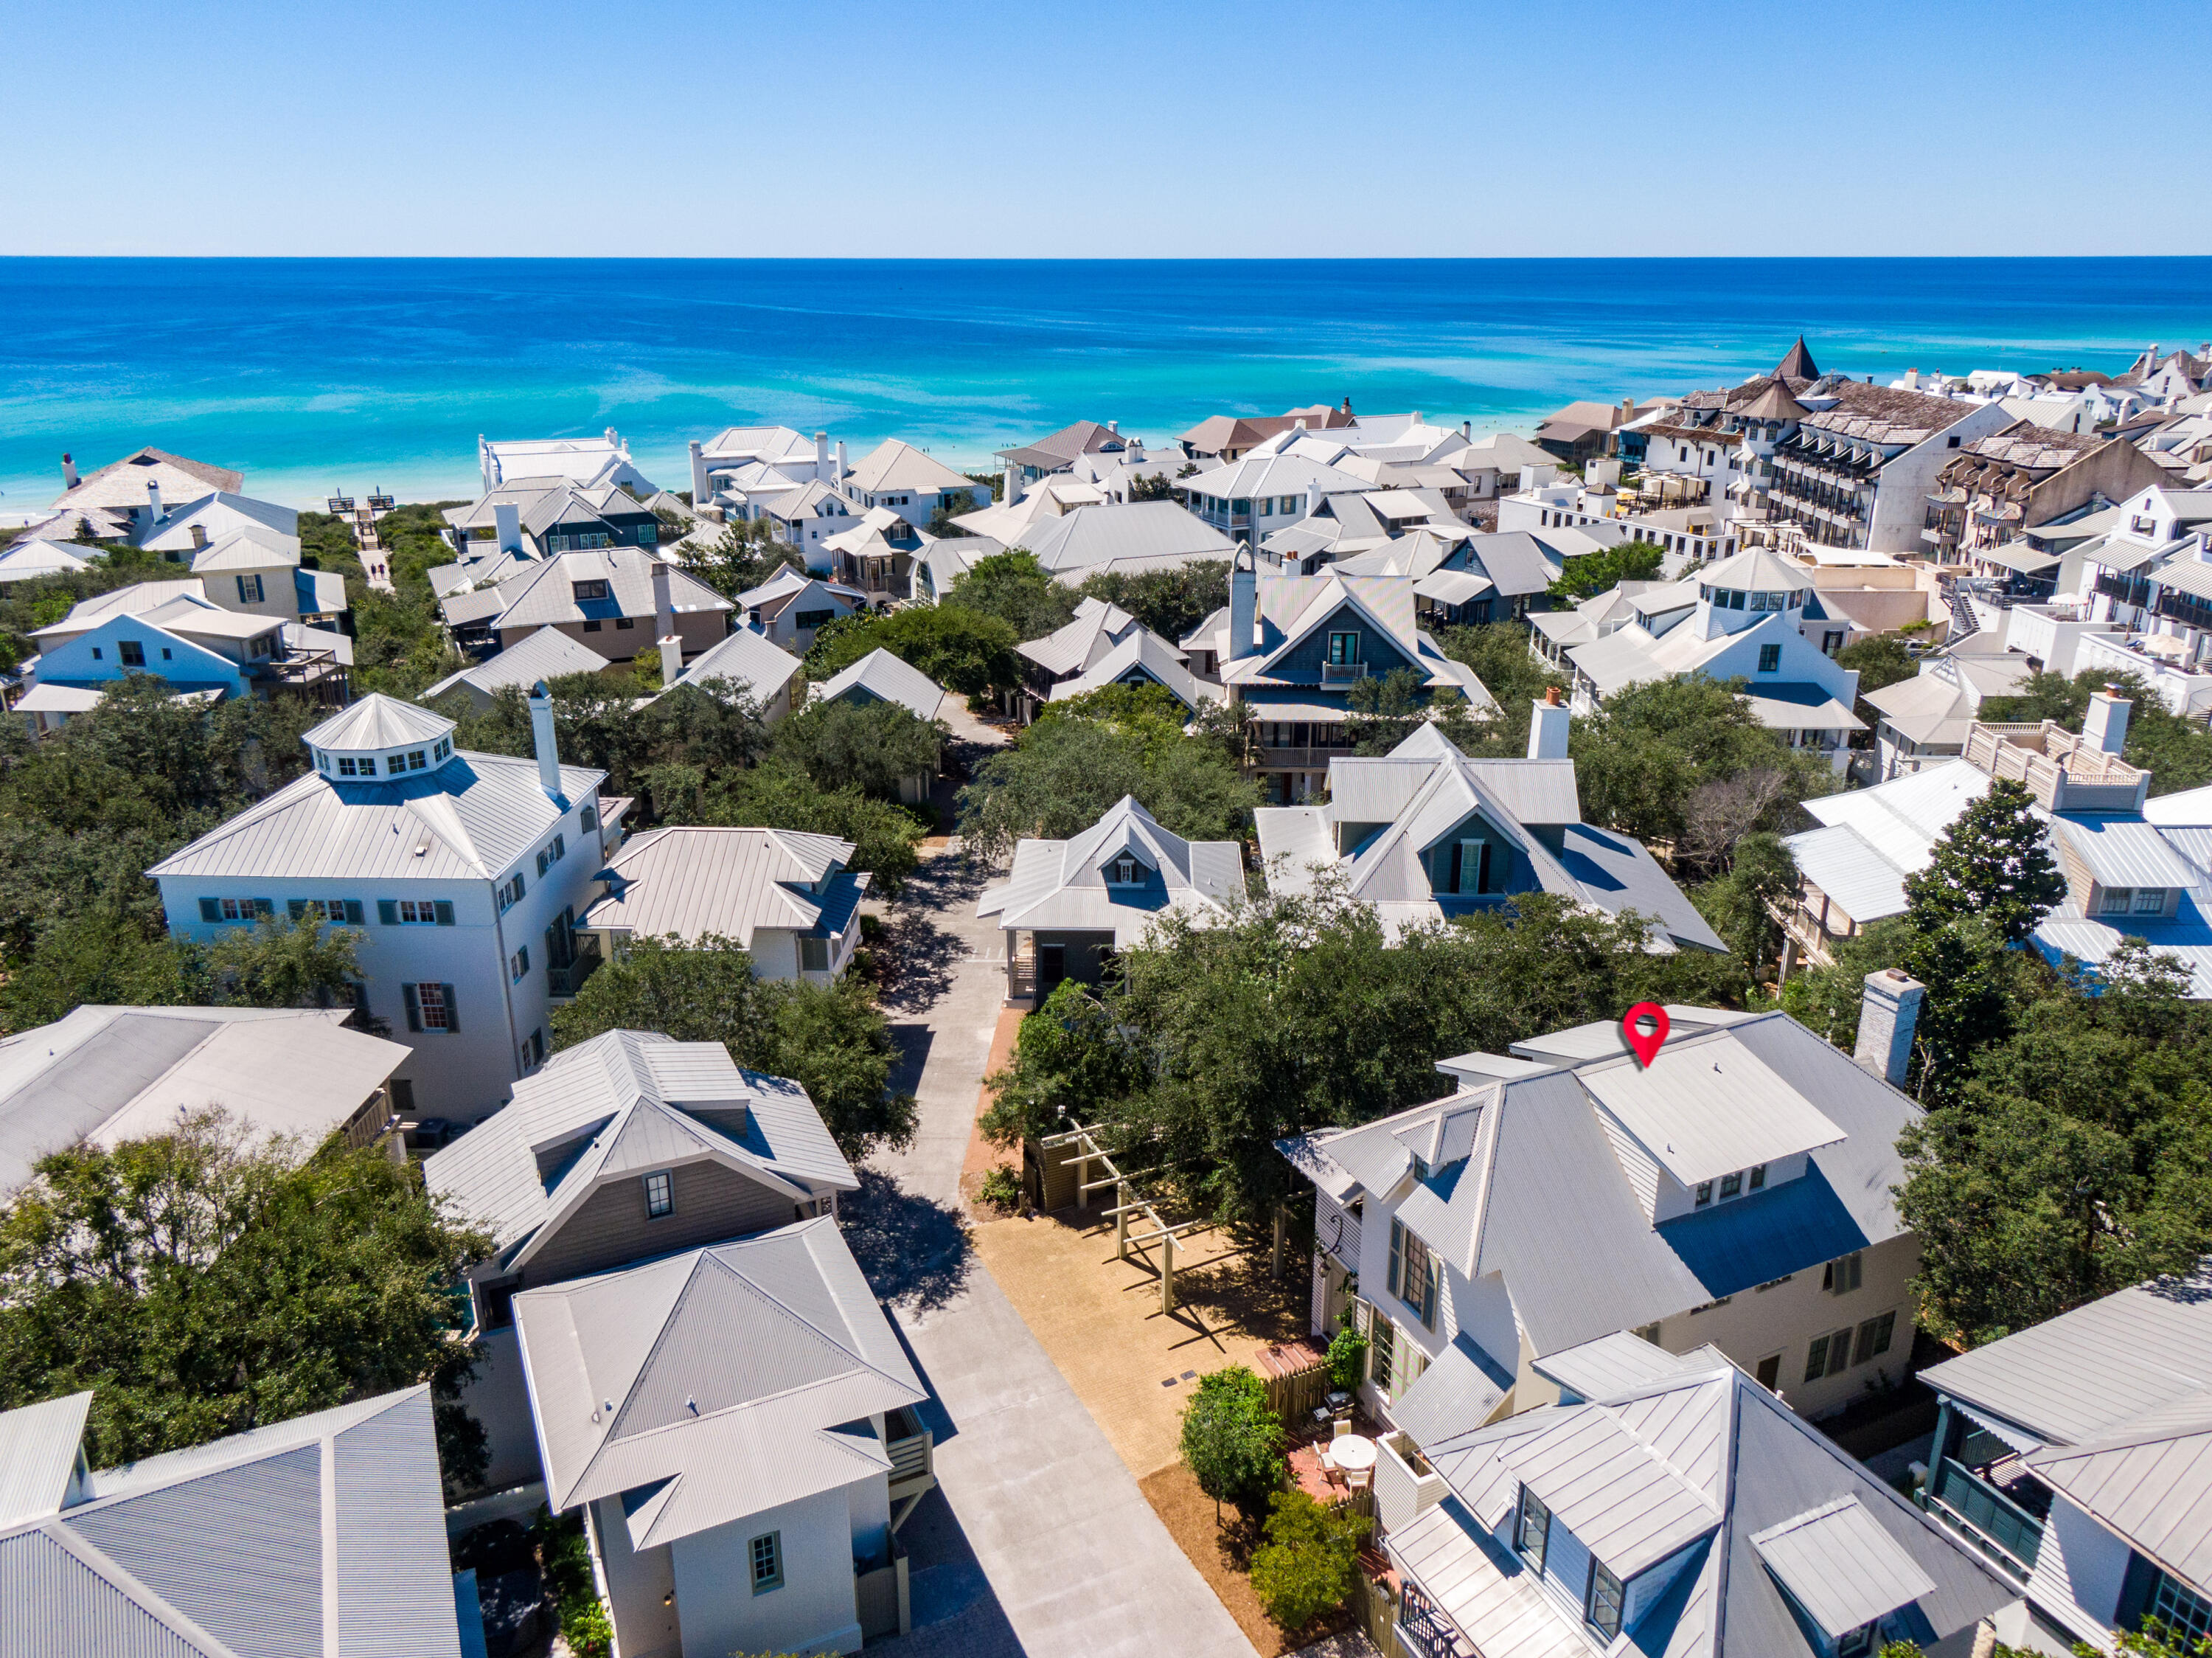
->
xmin=1774 ymin=336 xmax=1820 ymax=381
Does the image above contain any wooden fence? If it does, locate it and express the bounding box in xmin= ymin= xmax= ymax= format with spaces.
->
xmin=1256 ymin=1337 xmax=1331 ymax=1426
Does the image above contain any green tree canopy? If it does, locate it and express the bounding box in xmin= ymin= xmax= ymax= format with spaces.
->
xmin=644 ymin=757 xmax=926 ymax=894
xmin=943 ymin=549 xmax=1079 ymax=639
xmin=804 ymin=603 xmax=1021 ymax=698
xmin=1178 ymin=1364 xmax=1284 ymax=1524
xmin=550 ymin=935 xmax=917 ymax=1160
xmin=674 ymin=517 xmax=803 ymax=602
xmin=0 ymin=1113 xmax=492 ymax=1492
xmin=1834 ymin=632 xmax=1924 ymax=704
xmin=1249 ymin=1488 xmax=1371 ymax=1631
xmin=1902 ymin=777 xmax=2066 ymax=944
xmin=1077 ymin=561 xmax=1231 ymax=645
xmin=956 ymin=693 xmax=1261 ymax=860
xmin=1548 ymin=538 xmax=1664 ymax=603
xmin=772 ymin=696 xmax=945 ymax=802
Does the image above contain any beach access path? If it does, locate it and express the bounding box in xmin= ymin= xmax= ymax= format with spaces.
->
xmin=858 ymin=701 xmax=1257 ymax=1658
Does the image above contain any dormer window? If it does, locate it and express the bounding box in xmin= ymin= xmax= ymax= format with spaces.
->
xmin=1585 ymin=1559 xmax=1624 ymax=1640
xmin=1514 ymin=1486 xmax=1551 ymax=1571
xmin=572 ymin=579 xmax=611 ymax=602
xmin=1108 ymin=854 xmax=1145 ymax=885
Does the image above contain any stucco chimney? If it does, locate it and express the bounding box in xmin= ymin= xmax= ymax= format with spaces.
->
xmin=689 ymin=439 xmax=707 ymax=504
xmin=659 ymin=631 xmax=684 ymax=687
xmin=1854 ymin=970 xmax=1925 ymax=1089
xmin=1527 ymin=686 xmax=1570 ymax=760
xmin=1109 ymin=420 xmax=1119 ymax=436
xmin=1002 ymin=461 xmax=1018 ymax=504
xmin=651 ymin=555 xmax=676 ymax=646
xmin=814 ymin=431 xmax=830 ymax=483
xmin=529 ymin=681 xmax=563 ymax=802
xmin=1228 ymin=547 xmax=1258 ymax=662
xmin=835 ymin=439 xmax=847 ymax=482
xmin=60 ymin=453 xmax=79 ymax=490
xmin=493 ymin=502 xmax=521 ymax=555
xmin=145 ymin=479 xmax=164 ymax=524
xmin=2084 ymin=687 xmax=2132 ymax=755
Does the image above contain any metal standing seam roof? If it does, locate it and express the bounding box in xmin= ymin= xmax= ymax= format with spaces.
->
xmin=487 ymin=550 xmax=731 ymax=631
xmin=512 ymin=1217 xmax=925 ymax=1549
xmin=0 ymin=1007 xmax=408 ymax=1193
xmin=843 ymin=437 xmax=976 ymax=494
xmin=145 ymin=749 xmax=606 ymax=884
xmin=1783 ymin=824 xmax=1910 ymax=924
xmin=1008 ymin=500 xmax=1237 ymax=576
xmin=813 ymin=647 xmax=950 ymax=723
xmin=1044 ymin=626 xmax=1225 ymax=712
xmin=31 ymin=579 xmax=208 ymax=639
xmin=1750 ymin=1496 xmax=1939 ymax=1637
xmin=0 ymin=1384 xmax=462 ymax=1658
xmin=1531 ymin=1332 xmax=1714 ymax=1401
xmin=0 ymin=1392 xmax=90 ymax=1529
xmin=2025 ymin=1422 xmax=2212 ymax=1592
xmin=577 ymin=825 xmax=868 ymax=946
xmin=187 ymin=525 xmax=300 ymax=574
xmin=658 ymin=625 xmax=803 ymax=704
xmin=1396 ymin=1356 xmax=2014 ymax=1658
xmin=423 ymin=625 xmax=616 ymax=701
xmin=1579 ymin=1035 xmax=1848 ymax=1186
xmin=975 ymin=795 xmax=1245 ymax=943
xmin=303 ymin=692 xmax=456 ymax=752
xmin=1863 ymin=673 xmax=1976 ymax=746
xmin=424 ymin=1029 xmax=855 ymax=1255
xmin=1015 ymin=595 xmax=1146 ymax=679
xmin=2051 ymin=814 xmax=2205 ymax=890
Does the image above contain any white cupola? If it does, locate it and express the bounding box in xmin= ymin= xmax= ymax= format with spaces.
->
xmin=302 ymin=693 xmax=459 ymax=781
xmin=1692 ymin=547 xmax=1813 ymax=639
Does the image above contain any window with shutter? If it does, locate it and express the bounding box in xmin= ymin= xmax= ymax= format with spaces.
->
xmin=1388 ymin=1218 xmax=1404 ymax=1299
xmin=1824 ymin=1252 xmax=1863 ymax=1294
xmin=378 ymin=899 xmax=400 ymax=925
xmin=1853 ymin=1311 xmax=1896 ymax=1365
xmin=434 ymin=901 xmax=455 ymax=926
xmin=198 ymin=898 xmax=220 ymax=923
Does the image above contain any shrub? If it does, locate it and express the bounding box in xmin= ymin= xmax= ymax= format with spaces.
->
xmin=1248 ymin=1488 xmax=1370 ymax=1631
xmin=977 ymin=1165 xmax=1022 ymax=1209
xmin=1179 ymin=1364 xmax=1284 ymax=1524
xmin=532 ymin=1508 xmax=613 ymax=1658
xmin=1325 ymin=1325 xmax=1368 ymax=1392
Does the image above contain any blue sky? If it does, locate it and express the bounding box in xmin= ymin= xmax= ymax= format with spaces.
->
xmin=5 ymin=1 xmax=2207 ymax=258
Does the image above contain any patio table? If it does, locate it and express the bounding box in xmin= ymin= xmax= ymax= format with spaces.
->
xmin=1330 ymin=1433 xmax=1377 ymax=1474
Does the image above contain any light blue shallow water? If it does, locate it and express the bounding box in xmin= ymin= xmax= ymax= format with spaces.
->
xmin=2 ymin=257 xmax=2208 ymax=511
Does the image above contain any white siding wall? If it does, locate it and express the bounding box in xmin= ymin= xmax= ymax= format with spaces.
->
xmin=1373 ymin=1434 xmax=1447 ymax=1544
xmin=1622 ymin=1541 xmax=1700 ymax=1629
xmin=591 ymin=1495 xmax=682 ymax=1658
xmin=669 ymin=1485 xmax=864 ymax=1658
xmin=459 ymin=1325 xmax=541 ymax=1491
xmin=1592 ymin=1104 xmax=1660 ymax=1218
xmin=2029 ymin=1496 xmax=2134 ymax=1645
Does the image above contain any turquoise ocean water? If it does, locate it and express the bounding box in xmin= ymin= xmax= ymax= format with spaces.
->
xmin=2 ymin=257 xmax=2208 ymax=513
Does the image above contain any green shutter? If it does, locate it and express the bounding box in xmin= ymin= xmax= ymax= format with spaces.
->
xmin=251 ymin=899 xmax=273 ymax=917
xmin=198 ymin=898 xmax=220 ymax=923
xmin=378 ymin=900 xmax=399 ymax=926
xmin=1423 ymin=1258 xmax=1439 ymax=1331
xmin=1388 ymin=1219 xmax=1403 ymax=1299
xmin=434 ymin=901 xmax=455 ymax=926
xmin=287 ymin=900 xmax=307 ymax=920
xmin=344 ymin=900 xmax=365 ymax=926
xmin=441 ymin=985 xmax=459 ymax=1033
xmin=402 ymin=984 xmax=421 ymax=1032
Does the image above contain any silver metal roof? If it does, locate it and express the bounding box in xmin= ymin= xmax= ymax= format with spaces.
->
xmin=302 ymin=692 xmax=455 ymax=752
xmin=147 ymin=749 xmax=605 ymax=884
xmin=814 ymin=647 xmax=950 ymax=724
xmin=513 ymin=1217 xmax=925 ymax=1548
xmin=2028 ymin=1423 xmax=2212 ymax=1590
xmin=1784 ymin=824 xmax=1910 ymax=926
xmin=975 ymin=795 xmax=1243 ymax=944
xmin=578 ymin=825 xmax=866 ymax=947
xmin=0 ymin=1386 xmax=460 ymax=1658
xmin=425 ymin=1029 xmax=855 ymax=1256
xmin=0 ymin=1392 xmax=88 ymax=1530
xmin=659 ymin=624 xmax=804 ymax=704
xmin=422 ymin=625 xmax=614 ymax=701
xmin=0 ymin=1007 xmax=407 ymax=1193
xmin=1750 ymin=1496 xmax=1937 ymax=1636
xmin=1531 ymin=1331 xmax=1711 ymax=1402
xmin=1579 ymin=1032 xmax=1847 ymax=1187
xmin=2051 ymin=814 xmax=2204 ymax=891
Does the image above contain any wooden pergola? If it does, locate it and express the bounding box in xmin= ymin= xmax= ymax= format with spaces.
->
xmin=1038 ymin=1120 xmax=1215 ymax=1316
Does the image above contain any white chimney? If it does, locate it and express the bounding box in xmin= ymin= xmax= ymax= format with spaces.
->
xmin=835 ymin=439 xmax=847 ymax=482
xmin=652 ymin=556 xmax=676 ymax=649
xmin=493 ymin=502 xmax=521 ymax=555
xmin=1228 ymin=549 xmax=1258 ymax=662
xmin=529 ymin=681 xmax=563 ymax=801
xmin=1528 ymin=686 xmax=1570 ymax=760
xmin=60 ymin=453 xmax=79 ymax=490
xmin=146 ymin=479 xmax=164 ymax=524
xmin=689 ymin=439 xmax=707 ymax=504
xmin=1854 ymin=970 xmax=1925 ymax=1089
xmin=659 ymin=632 xmax=684 ymax=686
xmin=2084 ymin=687 xmax=2132 ymax=756
xmin=1108 ymin=420 xmax=1119 ymax=436
xmin=1002 ymin=461 xmax=1018 ymax=504
xmin=815 ymin=431 xmax=830 ymax=483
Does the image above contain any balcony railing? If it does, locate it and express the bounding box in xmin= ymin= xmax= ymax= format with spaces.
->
xmin=1321 ymin=661 xmax=1368 ymax=683
xmin=886 ymin=1406 xmax=934 ymax=1491
xmin=546 ymin=949 xmax=603 ymax=1000
xmin=1924 ymin=1457 xmax=2042 ymax=1578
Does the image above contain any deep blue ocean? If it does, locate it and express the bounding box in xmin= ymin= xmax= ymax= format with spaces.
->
xmin=4 ymin=257 xmax=2208 ymax=513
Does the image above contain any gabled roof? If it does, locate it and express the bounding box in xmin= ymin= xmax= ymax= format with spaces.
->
xmin=1016 ymin=594 xmax=1149 ymax=679
xmin=0 ymin=1385 xmax=461 ymax=1658
xmin=0 ymin=1006 xmax=408 ymax=1193
xmin=479 ymin=549 xmax=731 ymax=631
xmin=150 ymin=491 xmax=297 ymax=542
xmin=0 ymin=537 xmax=94 ymax=580
xmin=1007 ymin=501 xmax=1236 ymax=578
xmin=1044 ymin=626 xmax=1225 ymax=715
xmin=32 ymin=578 xmax=206 ymax=639
xmin=1391 ymin=1350 xmax=2011 ymax=1658
xmin=814 ymin=647 xmax=950 ymax=723
xmin=187 ymin=524 xmax=300 ymax=573
xmin=654 ymin=625 xmax=804 ymax=706
xmin=1282 ymin=1010 xmax=1919 ymax=1356
xmin=736 ymin=565 xmax=866 ymax=610
xmin=844 ymin=437 xmax=974 ymax=494
xmin=577 ymin=825 xmax=869 ymax=949
xmin=425 ymin=1030 xmax=855 ymax=1260
xmin=512 ymin=1217 xmax=924 ymax=1547
xmin=996 ymin=419 xmax=1127 ymax=470
xmin=423 ymin=625 xmax=616 ymax=701
xmin=975 ymin=795 xmax=1244 ymax=944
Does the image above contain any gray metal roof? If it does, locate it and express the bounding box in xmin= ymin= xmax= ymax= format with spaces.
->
xmin=1921 ymin=1260 xmax=2212 ymax=1447
xmin=975 ymin=796 xmax=1243 ymax=944
xmin=1579 ymin=1038 xmax=1846 ymax=1187
xmin=2027 ymin=1421 xmax=2212 ymax=1589
xmin=303 ymin=693 xmax=456 ymax=752
xmin=1391 ymin=1336 xmax=1513 ymax=1449
xmin=0 ymin=1385 xmax=460 ymax=1658
xmin=1012 ymin=500 xmax=1236 ymax=576
xmin=1043 ymin=626 xmax=1225 ymax=714
xmin=658 ymin=624 xmax=803 ymax=705
xmin=1016 ymin=596 xmax=1147 ymax=679
xmin=2051 ymin=814 xmax=2204 ymax=891
xmin=1290 ymin=1011 xmax=1919 ymax=1356
xmin=487 ymin=549 xmax=730 ymax=631
xmin=1395 ymin=1354 xmax=2013 ymax=1658
xmin=0 ymin=1392 xmax=88 ymax=1530
xmin=422 ymin=625 xmax=614 ymax=701
xmin=147 ymin=748 xmax=605 ymax=884
xmin=1750 ymin=1496 xmax=1937 ymax=1636
xmin=0 ymin=1007 xmax=408 ymax=1193
xmin=425 ymin=1029 xmax=855 ymax=1258
xmin=1783 ymin=824 xmax=1910 ymax=926
xmin=813 ymin=647 xmax=950 ymax=723
xmin=513 ymin=1216 xmax=925 ymax=1548
xmin=577 ymin=825 xmax=868 ymax=948
xmin=1531 ymin=1331 xmax=1712 ymax=1402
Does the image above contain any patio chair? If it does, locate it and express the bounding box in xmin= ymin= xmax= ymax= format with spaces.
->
xmin=1315 ymin=1443 xmax=1346 ymax=1488
xmin=1345 ymin=1464 xmax=1371 ymax=1493
xmin=1331 ymin=1418 xmax=1353 ymax=1441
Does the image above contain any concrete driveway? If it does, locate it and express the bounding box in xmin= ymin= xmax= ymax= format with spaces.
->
xmin=858 ymin=714 xmax=1257 ymax=1658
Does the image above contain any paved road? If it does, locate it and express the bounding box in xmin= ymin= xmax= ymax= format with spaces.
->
xmin=860 ymin=716 xmax=1257 ymax=1658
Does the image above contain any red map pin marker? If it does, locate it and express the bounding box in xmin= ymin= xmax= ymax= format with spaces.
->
xmin=1622 ymin=1002 xmax=1669 ymax=1068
